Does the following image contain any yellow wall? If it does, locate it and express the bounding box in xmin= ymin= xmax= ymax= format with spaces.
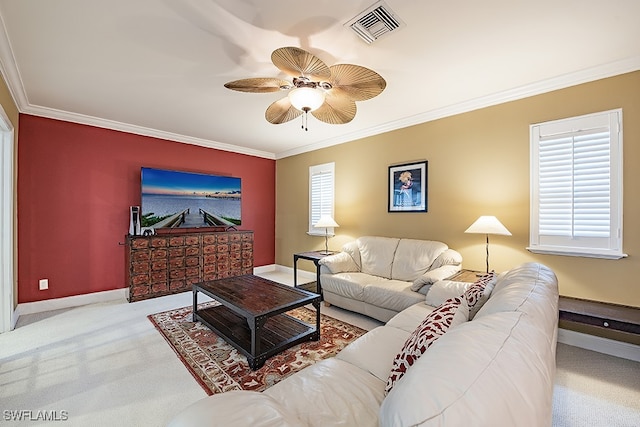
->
xmin=0 ymin=77 xmax=18 ymax=126
xmin=276 ymin=71 xmax=640 ymax=308
xmin=0 ymin=71 xmax=19 ymax=308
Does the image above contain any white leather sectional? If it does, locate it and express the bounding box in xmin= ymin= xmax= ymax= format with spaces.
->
xmin=168 ymin=262 xmax=559 ymax=427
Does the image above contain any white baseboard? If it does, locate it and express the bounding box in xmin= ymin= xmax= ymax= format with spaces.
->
xmin=253 ymin=264 xmax=278 ymax=274
xmin=15 ymin=288 xmax=127 ymax=318
xmin=255 ymin=264 xmax=316 ymax=281
xmin=558 ymin=328 xmax=640 ymax=362
xmin=13 ymin=265 xmax=306 ymax=320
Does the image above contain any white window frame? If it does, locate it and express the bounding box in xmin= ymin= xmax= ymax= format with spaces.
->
xmin=308 ymin=162 xmax=335 ymax=236
xmin=528 ymin=109 xmax=626 ymax=259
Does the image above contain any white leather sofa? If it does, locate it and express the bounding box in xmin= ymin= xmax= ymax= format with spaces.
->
xmin=319 ymin=236 xmax=463 ymax=322
xmin=167 ymin=262 xmax=559 ymax=427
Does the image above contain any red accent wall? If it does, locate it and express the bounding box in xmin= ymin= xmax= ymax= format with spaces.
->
xmin=17 ymin=114 xmax=275 ymax=303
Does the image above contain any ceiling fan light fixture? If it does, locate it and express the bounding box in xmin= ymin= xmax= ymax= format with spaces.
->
xmin=288 ymin=87 xmax=325 ymax=112
xmin=225 ymin=46 xmax=385 ymax=128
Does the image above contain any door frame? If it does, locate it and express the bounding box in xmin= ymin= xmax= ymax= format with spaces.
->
xmin=0 ymin=104 xmax=15 ymax=332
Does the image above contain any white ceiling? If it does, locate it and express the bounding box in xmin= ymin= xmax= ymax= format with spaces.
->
xmin=0 ymin=0 xmax=639 ymax=159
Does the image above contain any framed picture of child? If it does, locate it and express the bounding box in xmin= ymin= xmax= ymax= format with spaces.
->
xmin=388 ymin=161 xmax=428 ymax=212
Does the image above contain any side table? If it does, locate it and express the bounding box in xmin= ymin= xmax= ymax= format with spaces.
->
xmin=293 ymin=251 xmax=331 ymax=297
xmin=445 ymin=269 xmax=486 ymax=283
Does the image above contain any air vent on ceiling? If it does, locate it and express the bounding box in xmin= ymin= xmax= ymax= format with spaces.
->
xmin=345 ymin=1 xmax=405 ymax=44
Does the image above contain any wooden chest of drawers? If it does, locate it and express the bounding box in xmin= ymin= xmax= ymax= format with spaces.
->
xmin=125 ymin=230 xmax=254 ymax=302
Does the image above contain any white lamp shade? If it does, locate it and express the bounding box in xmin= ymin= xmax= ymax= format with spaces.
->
xmin=288 ymin=87 xmax=325 ymax=112
xmin=314 ymin=215 xmax=339 ymax=228
xmin=464 ymin=216 xmax=511 ymax=235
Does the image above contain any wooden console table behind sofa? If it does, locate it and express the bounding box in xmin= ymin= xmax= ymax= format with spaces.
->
xmin=558 ymin=296 xmax=640 ymax=345
xmin=125 ymin=230 xmax=253 ymax=302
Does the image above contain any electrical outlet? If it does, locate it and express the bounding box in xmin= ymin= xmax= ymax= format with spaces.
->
xmin=39 ymin=279 xmax=49 ymax=290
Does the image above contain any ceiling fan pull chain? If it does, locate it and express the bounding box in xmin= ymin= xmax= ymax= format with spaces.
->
xmin=301 ymin=107 xmax=309 ymax=131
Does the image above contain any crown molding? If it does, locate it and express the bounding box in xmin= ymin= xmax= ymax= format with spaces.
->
xmin=275 ymin=55 xmax=640 ymax=159
xmin=0 ymin=12 xmax=29 ymax=109
xmin=22 ymin=104 xmax=276 ymax=160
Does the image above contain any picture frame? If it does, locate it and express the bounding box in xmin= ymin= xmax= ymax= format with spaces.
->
xmin=388 ymin=161 xmax=428 ymax=212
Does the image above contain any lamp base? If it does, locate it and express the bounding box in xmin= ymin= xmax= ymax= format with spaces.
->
xmin=319 ymin=251 xmax=333 ymax=255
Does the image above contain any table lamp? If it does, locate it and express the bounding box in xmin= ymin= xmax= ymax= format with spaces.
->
xmin=314 ymin=215 xmax=339 ymax=255
xmin=464 ymin=215 xmax=512 ymax=273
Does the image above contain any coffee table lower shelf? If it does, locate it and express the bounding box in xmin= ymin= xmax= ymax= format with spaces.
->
xmin=194 ymin=304 xmax=319 ymax=370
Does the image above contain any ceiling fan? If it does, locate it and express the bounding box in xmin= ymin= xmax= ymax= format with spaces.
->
xmin=224 ymin=47 xmax=386 ymax=130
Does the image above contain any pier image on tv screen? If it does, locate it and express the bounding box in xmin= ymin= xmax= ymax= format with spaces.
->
xmin=141 ymin=167 xmax=241 ymax=229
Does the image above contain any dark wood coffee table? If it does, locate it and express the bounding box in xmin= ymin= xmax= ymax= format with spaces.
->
xmin=192 ymin=274 xmax=321 ymax=370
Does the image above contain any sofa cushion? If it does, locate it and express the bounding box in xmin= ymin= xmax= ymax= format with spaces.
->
xmin=336 ymin=326 xmax=411 ymax=382
xmin=429 ymin=248 xmax=463 ymax=270
xmin=386 ymin=303 xmax=435 ymax=333
xmin=357 ymin=236 xmax=399 ymax=279
xmin=321 ymin=272 xmax=389 ymax=302
xmin=167 ymin=391 xmax=301 ymax=427
xmin=390 ymin=239 xmax=448 ymax=281
xmin=425 ymin=280 xmax=472 ymax=307
xmin=410 ymin=264 xmax=461 ymax=291
xmin=385 ymin=296 xmax=469 ymax=394
xmin=264 ymin=358 xmax=385 ymax=427
xmin=474 ymin=263 xmax=559 ymax=322
xmin=341 ymin=240 xmax=362 ymax=269
xmin=318 ymin=251 xmax=359 ymax=274
xmin=490 ymin=261 xmax=556 ymax=296
xmin=362 ymin=280 xmax=426 ymax=313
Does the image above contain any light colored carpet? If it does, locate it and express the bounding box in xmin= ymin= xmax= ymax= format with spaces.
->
xmin=1 ymin=292 xmax=206 ymax=427
xmin=553 ymin=342 xmax=640 ymax=426
xmin=1 ymin=270 xmax=638 ymax=426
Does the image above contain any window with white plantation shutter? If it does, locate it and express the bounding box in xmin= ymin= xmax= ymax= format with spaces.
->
xmin=529 ymin=109 xmax=626 ymax=259
xmin=309 ymin=162 xmax=335 ymax=235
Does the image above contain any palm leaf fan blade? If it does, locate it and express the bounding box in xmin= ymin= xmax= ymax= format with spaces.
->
xmin=224 ymin=78 xmax=290 ymax=93
xmin=311 ymin=93 xmax=356 ymax=124
xmin=265 ymin=97 xmax=302 ymax=124
xmin=328 ymin=64 xmax=386 ymax=101
xmin=271 ymin=47 xmax=331 ymax=81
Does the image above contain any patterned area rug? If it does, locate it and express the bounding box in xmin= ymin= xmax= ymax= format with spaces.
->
xmin=148 ymin=303 xmax=367 ymax=395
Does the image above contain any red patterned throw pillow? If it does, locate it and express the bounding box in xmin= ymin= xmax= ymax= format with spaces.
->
xmin=385 ymin=296 xmax=468 ymax=394
xmin=464 ymin=272 xmax=497 ymax=319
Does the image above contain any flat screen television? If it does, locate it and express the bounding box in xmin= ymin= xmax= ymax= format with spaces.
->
xmin=140 ymin=167 xmax=241 ymax=229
